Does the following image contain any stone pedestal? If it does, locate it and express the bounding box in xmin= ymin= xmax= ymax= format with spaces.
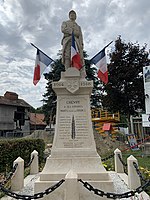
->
xmin=11 ymin=157 xmax=24 ymax=191
xmin=144 ymin=142 xmax=150 ymax=156
xmin=127 ymin=155 xmax=141 ymax=190
xmin=34 ymin=68 xmax=114 ymax=199
xmin=114 ymin=148 xmax=124 ymax=173
xmin=30 ymin=150 xmax=39 ymax=175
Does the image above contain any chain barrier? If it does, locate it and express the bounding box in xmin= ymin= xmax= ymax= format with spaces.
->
xmin=0 ymin=155 xmax=34 ymax=186
xmin=133 ymin=162 xmax=147 ymax=183
xmin=121 ymin=135 xmax=150 ymax=152
xmin=117 ymin=154 xmax=128 ymax=174
xmin=25 ymin=155 xmax=35 ymax=168
xmin=78 ymin=179 xmax=150 ymax=199
xmin=117 ymin=154 xmax=127 ymax=167
xmin=0 ymin=179 xmax=65 ymax=199
xmin=0 ymin=163 xmax=18 ymax=186
xmin=101 ymin=154 xmax=114 ymax=162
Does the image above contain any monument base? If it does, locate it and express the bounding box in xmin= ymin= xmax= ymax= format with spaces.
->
xmin=35 ymin=156 xmax=114 ymax=200
xmin=34 ymin=68 xmax=114 ymax=199
xmin=39 ymin=156 xmax=109 ymax=181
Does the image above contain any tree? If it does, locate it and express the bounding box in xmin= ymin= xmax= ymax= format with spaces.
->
xmin=42 ymin=59 xmax=65 ymax=124
xmin=30 ymin=106 xmax=44 ymax=114
xmin=102 ymin=36 xmax=150 ymax=121
xmin=42 ymin=51 xmax=102 ymax=124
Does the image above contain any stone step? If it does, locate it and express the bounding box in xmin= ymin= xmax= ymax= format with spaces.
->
xmin=40 ymin=172 xmax=112 ymax=181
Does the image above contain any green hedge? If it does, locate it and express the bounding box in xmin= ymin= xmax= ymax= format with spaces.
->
xmin=0 ymin=138 xmax=45 ymax=172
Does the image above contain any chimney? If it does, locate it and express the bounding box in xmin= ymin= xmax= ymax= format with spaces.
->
xmin=4 ymin=91 xmax=18 ymax=100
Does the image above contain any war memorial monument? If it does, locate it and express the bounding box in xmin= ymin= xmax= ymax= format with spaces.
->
xmin=34 ymin=10 xmax=114 ymax=200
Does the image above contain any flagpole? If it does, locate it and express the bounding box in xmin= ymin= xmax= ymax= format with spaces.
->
xmin=90 ymin=41 xmax=113 ymax=61
xmin=103 ymin=41 xmax=113 ymax=49
xmin=30 ymin=43 xmax=55 ymax=62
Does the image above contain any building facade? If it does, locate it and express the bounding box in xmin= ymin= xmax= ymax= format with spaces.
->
xmin=0 ymin=91 xmax=31 ymax=137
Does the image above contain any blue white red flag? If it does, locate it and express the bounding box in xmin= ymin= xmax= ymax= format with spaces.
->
xmin=90 ymin=48 xmax=108 ymax=84
xmin=71 ymin=32 xmax=82 ymax=70
xmin=33 ymin=49 xmax=53 ymax=85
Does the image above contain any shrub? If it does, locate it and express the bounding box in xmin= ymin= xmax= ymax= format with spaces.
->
xmin=0 ymin=138 xmax=45 ymax=173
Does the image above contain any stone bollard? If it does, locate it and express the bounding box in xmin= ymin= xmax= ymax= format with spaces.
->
xmin=30 ymin=150 xmax=39 ymax=174
xmin=114 ymin=148 xmax=124 ymax=173
xmin=127 ymin=155 xmax=141 ymax=190
xmin=65 ymin=170 xmax=79 ymax=200
xmin=11 ymin=157 xmax=24 ymax=191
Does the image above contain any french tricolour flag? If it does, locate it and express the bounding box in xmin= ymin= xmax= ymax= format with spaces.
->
xmin=90 ymin=48 xmax=108 ymax=84
xmin=33 ymin=49 xmax=53 ymax=85
xmin=71 ymin=32 xmax=82 ymax=70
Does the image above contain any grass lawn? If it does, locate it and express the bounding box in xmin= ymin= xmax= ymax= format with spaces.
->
xmin=122 ymin=149 xmax=150 ymax=170
xmin=122 ymin=149 xmax=150 ymax=196
xmin=102 ymin=148 xmax=150 ymax=195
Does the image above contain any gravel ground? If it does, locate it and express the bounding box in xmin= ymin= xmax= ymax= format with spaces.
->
xmin=110 ymin=172 xmax=150 ymax=200
xmin=109 ymin=172 xmax=130 ymax=200
xmin=19 ymin=174 xmax=39 ymax=196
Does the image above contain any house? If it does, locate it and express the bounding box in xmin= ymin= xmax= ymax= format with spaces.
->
xmin=30 ymin=113 xmax=47 ymax=132
xmin=0 ymin=91 xmax=31 ymax=137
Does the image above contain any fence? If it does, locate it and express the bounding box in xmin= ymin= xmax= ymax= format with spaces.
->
xmin=0 ymin=149 xmax=150 ymax=199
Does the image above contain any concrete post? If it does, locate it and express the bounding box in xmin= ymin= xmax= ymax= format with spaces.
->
xmin=127 ymin=155 xmax=141 ymax=190
xmin=11 ymin=157 xmax=24 ymax=191
xmin=30 ymin=150 xmax=39 ymax=174
xmin=130 ymin=115 xmax=134 ymax=134
xmin=114 ymin=148 xmax=124 ymax=173
xmin=64 ymin=170 xmax=79 ymax=200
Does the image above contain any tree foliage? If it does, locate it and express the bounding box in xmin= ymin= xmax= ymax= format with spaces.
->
xmin=102 ymin=36 xmax=150 ymax=119
xmin=30 ymin=106 xmax=44 ymax=114
xmin=42 ymin=59 xmax=65 ymax=124
xmin=84 ymin=51 xmax=103 ymax=108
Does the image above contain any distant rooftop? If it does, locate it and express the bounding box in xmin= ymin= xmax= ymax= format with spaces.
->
xmin=0 ymin=91 xmax=31 ymax=108
xmin=30 ymin=113 xmax=46 ymax=125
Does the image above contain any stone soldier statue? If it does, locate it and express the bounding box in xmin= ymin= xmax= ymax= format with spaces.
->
xmin=61 ymin=10 xmax=85 ymax=73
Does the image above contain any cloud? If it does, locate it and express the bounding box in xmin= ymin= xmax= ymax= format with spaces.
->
xmin=0 ymin=0 xmax=149 ymax=108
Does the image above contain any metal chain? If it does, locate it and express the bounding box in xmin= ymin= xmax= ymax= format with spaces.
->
xmin=0 ymin=155 xmax=35 ymax=186
xmin=117 ymin=154 xmax=127 ymax=174
xmin=136 ymin=180 xmax=150 ymax=193
xmin=25 ymin=155 xmax=35 ymax=168
xmin=1 ymin=177 xmax=149 ymax=199
xmin=78 ymin=179 xmax=150 ymax=199
xmin=0 ymin=156 xmax=35 ymax=185
xmin=0 ymin=179 xmax=65 ymax=199
xmin=0 ymin=163 xmax=18 ymax=185
xmin=117 ymin=154 xmax=127 ymax=167
xmin=133 ymin=162 xmax=147 ymax=183
xmin=101 ymin=154 xmax=114 ymax=162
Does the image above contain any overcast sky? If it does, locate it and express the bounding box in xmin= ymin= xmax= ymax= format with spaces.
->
xmin=0 ymin=0 xmax=150 ymax=108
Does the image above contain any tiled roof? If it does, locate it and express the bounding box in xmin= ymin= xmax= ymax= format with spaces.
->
xmin=30 ymin=113 xmax=46 ymax=125
xmin=0 ymin=96 xmax=31 ymax=108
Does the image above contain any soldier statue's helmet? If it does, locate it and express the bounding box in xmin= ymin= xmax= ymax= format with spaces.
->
xmin=69 ymin=10 xmax=77 ymax=19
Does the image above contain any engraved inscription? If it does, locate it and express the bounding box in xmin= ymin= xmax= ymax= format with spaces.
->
xmin=80 ymin=81 xmax=93 ymax=87
xmin=56 ymin=97 xmax=91 ymax=148
xmin=53 ymin=82 xmax=65 ymax=87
